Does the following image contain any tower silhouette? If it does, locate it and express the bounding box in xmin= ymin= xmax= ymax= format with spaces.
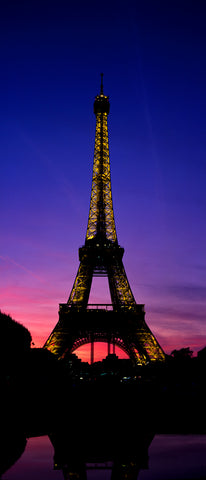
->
xmin=44 ymin=75 xmax=165 ymax=365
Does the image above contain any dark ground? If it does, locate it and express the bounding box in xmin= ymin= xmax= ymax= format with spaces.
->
xmin=0 ymin=311 xmax=205 ymax=477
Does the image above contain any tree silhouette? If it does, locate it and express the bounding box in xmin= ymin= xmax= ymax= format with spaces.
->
xmin=0 ymin=310 xmax=31 ymax=376
xmin=171 ymin=347 xmax=193 ymax=361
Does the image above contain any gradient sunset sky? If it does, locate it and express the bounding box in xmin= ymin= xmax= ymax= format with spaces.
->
xmin=1 ymin=0 xmax=206 ymax=360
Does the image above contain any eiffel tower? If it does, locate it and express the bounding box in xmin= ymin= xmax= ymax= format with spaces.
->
xmin=44 ymin=75 xmax=165 ymax=365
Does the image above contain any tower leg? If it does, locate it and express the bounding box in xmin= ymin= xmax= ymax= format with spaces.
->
xmin=91 ymin=340 xmax=94 ymax=364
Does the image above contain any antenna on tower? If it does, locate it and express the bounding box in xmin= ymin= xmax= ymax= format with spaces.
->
xmin=100 ymin=73 xmax=104 ymax=94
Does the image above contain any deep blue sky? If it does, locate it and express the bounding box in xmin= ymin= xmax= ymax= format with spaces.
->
xmin=1 ymin=0 xmax=206 ymax=356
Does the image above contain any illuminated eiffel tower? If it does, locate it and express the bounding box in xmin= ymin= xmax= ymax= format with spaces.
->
xmin=44 ymin=75 xmax=165 ymax=365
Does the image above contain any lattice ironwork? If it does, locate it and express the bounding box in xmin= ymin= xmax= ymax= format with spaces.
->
xmin=67 ymin=254 xmax=93 ymax=308
xmin=44 ymin=307 xmax=165 ymax=364
xmin=44 ymin=76 xmax=165 ymax=365
xmin=86 ymin=110 xmax=117 ymax=242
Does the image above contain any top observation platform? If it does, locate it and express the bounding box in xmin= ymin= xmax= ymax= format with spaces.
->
xmin=94 ymin=73 xmax=110 ymax=115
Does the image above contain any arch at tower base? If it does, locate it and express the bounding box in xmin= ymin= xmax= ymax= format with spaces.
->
xmin=44 ymin=304 xmax=165 ymax=366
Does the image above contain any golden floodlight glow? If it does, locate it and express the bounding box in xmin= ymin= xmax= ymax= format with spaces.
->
xmin=44 ymin=77 xmax=165 ymax=365
xmin=86 ymin=110 xmax=117 ymax=242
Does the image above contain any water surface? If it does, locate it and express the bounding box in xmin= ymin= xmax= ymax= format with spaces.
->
xmin=3 ymin=434 xmax=206 ymax=480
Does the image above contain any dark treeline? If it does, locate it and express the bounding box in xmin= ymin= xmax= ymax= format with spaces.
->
xmin=0 ymin=310 xmax=206 ymax=476
xmin=0 ymin=310 xmax=66 ymax=476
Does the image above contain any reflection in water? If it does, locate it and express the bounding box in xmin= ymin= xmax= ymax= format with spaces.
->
xmin=50 ymin=431 xmax=152 ymax=479
xmin=49 ymin=427 xmax=154 ymax=479
xmin=1 ymin=437 xmax=62 ymax=480
xmin=3 ymin=435 xmax=206 ymax=480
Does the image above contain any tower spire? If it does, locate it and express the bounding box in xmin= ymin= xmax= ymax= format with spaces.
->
xmin=100 ymin=72 xmax=104 ymax=94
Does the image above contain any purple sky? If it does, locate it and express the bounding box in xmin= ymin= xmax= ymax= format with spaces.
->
xmin=1 ymin=0 xmax=206 ymax=358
